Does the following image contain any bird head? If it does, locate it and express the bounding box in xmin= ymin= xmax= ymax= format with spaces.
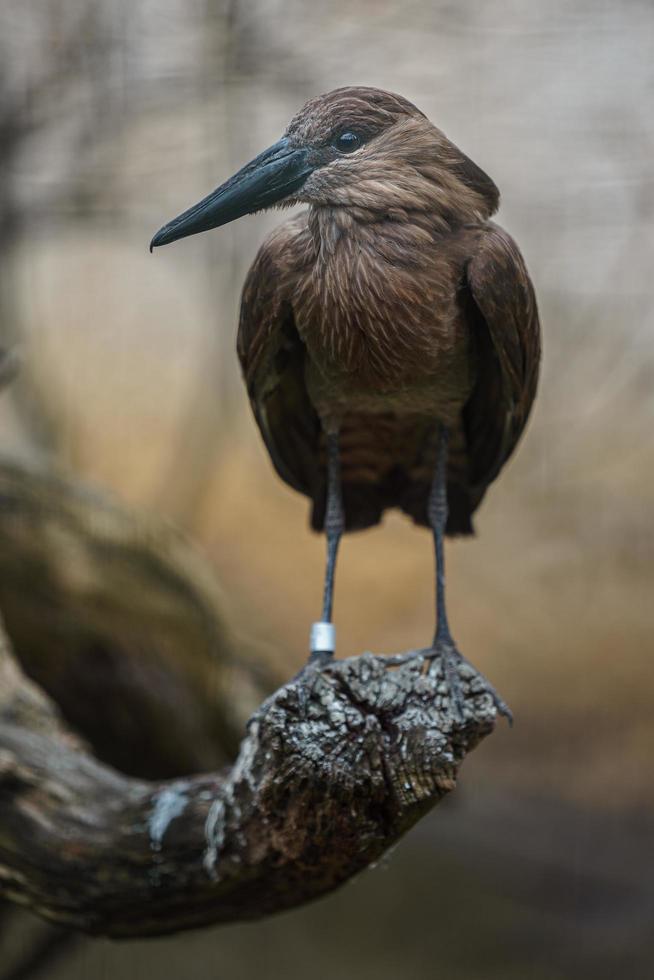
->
xmin=150 ymin=87 xmax=499 ymax=250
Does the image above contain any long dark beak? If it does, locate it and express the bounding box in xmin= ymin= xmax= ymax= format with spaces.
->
xmin=150 ymin=137 xmax=312 ymax=251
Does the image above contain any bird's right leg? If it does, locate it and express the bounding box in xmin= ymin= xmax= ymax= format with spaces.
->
xmin=247 ymin=433 xmax=343 ymax=726
xmin=309 ymin=430 xmax=344 ymax=665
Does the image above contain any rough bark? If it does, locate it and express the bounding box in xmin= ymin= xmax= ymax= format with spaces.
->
xmin=0 ymin=623 xmax=496 ymax=938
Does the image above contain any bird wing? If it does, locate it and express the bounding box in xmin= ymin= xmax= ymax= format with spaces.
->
xmin=462 ymin=222 xmax=541 ymax=509
xmin=237 ymin=218 xmax=322 ymax=498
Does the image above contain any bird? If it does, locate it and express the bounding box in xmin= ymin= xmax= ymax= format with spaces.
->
xmin=151 ymin=86 xmax=541 ymax=719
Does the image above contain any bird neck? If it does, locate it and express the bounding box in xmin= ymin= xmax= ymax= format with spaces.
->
xmin=298 ymin=203 xmax=470 ymax=387
xmin=307 ymin=203 xmax=449 ymax=259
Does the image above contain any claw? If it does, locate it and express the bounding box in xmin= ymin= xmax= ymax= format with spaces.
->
xmin=391 ymin=642 xmax=512 ymax=726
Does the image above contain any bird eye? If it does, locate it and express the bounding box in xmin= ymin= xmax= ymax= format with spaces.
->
xmin=333 ymin=131 xmax=361 ymax=153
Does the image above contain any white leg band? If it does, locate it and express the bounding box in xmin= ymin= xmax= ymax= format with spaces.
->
xmin=310 ymin=621 xmax=336 ymax=654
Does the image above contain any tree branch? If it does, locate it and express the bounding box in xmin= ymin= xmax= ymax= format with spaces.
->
xmin=0 ymin=446 xmax=498 ymax=937
xmin=0 ymin=623 xmax=496 ymax=937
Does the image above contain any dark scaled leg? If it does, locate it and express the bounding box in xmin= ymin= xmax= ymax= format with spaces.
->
xmin=309 ymin=431 xmax=344 ymax=664
xmin=427 ymin=425 xmax=512 ymax=722
xmin=248 ymin=432 xmax=343 ymax=726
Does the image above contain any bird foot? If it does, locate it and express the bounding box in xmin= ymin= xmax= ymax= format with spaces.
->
xmin=247 ymin=648 xmax=334 ymax=730
xmin=385 ymin=640 xmax=512 ymax=725
xmin=292 ymin=647 xmax=335 ymax=717
xmin=435 ymin=639 xmax=513 ymax=725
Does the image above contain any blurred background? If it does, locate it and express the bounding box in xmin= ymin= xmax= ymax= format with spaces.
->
xmin=1 ymin=0 xmax=653 ymax=978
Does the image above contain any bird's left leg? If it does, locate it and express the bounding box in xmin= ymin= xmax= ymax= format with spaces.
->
xmin=309 ymin=430 xmax=344 ymax=665
xmin=426 ymin=425 xmax=512 ymax=722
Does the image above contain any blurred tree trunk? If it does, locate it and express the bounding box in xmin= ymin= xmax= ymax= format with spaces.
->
xmin=0 ymin=456 xmax=273 ymax=776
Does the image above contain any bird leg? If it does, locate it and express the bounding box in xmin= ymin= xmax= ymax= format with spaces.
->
xmin=249 ymin=434 xmax=343 ymax=725
xmin=309 ymin=431 xmax=344 ymax=664
xmin=426 ymin=425 xmax=512 ymax=723
xmin=429 ymin=425 xmax=453 ymax=650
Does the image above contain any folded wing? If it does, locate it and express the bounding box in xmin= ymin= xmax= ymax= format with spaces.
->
xmin=461 ymin=222 xmax=541 ymax=516
xmin=237 ymin=219 xmax=322 ymax=501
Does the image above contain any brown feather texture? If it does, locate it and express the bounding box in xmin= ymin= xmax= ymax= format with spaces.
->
xmin=236 ymin=87 xmax=540 ymax=535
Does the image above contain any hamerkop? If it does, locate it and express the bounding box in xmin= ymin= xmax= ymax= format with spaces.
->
xmin=151 ymin=87 xmax=541 ymax=718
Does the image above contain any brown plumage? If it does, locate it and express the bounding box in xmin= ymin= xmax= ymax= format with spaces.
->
xmin=151 ymin=86 xmax=540 ymax=708
xmin=235 ymin=88 xmax=540 ymax=535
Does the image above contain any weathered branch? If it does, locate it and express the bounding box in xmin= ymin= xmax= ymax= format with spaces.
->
xmin=0 ymin=623 xmax=496 ymax=937
xmin=0 ymin=448 xmax=498 ymax=936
